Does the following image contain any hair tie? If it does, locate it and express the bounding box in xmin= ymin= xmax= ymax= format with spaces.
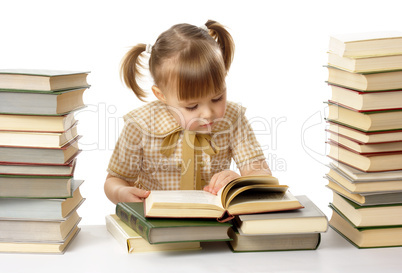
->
xmin=145 ymin=44 xmax=153 ymax=54
xmin=199 ymin=24 xmax=209 ymax=32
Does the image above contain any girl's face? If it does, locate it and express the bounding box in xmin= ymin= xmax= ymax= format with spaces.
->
xmin=157 ymin=87 xmax=227 ymax=133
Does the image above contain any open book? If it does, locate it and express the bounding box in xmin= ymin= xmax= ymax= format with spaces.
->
xmin=144 ymin=175 xmax=303 ymax=222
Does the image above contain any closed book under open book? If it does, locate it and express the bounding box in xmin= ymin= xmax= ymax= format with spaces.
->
xmin=235 ymin=195 xmax=328 ymax=235
xmin=116 ymin=202 xmax=232 ymax=244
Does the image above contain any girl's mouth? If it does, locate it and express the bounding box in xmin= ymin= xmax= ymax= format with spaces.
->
xmin=201 ymin=122 xmax=214 ymax=127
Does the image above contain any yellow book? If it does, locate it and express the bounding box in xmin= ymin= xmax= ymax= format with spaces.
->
xmin=0 ymin=69 xmax=89 ymax=92
xmin=329 ymin=85 xmax=402 ymax=112
xmin=328 ymin=52 xmax=402 ymax=73
xmin=105 ymin=215 xmax=201 ymax=253
xmin=329 ymin=31 xmax=402 ymax=58
xmin=327 ymin=103 xmax=402 ymax=132
xmin=326 ymin=122 xmax=402 ymax=144
xmin=327 ymin=66 xmax=402 ymax=91
xmin=327 ymin=141 xmax=402 ymax=172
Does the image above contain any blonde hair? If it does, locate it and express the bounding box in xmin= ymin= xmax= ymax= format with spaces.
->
xmin=120 ymin=20 xmax=235 ymax=102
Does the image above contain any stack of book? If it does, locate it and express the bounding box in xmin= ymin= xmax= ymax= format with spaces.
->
xmin=0 ymin=69 xmax=89 ymax=254
xmin=325 ymin=32 xmax=402 ymax=248
xmin=107 ymin=175 xmax=328 ymax=253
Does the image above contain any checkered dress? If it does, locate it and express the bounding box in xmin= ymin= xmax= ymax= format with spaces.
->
xmin=107 ymin=101 xmax=265 ymax=190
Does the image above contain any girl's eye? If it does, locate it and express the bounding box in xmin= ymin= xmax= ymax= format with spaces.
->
xmin=212 ymin=95 xmax=223 ymax=103
xmin=185 ymin=105 xmax=198 ymax=111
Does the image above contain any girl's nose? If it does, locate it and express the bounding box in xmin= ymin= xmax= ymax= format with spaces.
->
xmin=200 ymin=106 xmax=213 ymax=120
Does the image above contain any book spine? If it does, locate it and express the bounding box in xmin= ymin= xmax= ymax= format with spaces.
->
xmin=315 ymin=233 xmax=321 ymax=250
xmin=115 ymin=204 xmax=151 ymax=243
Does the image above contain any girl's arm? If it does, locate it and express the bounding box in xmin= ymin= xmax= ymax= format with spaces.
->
xmin=104 ymin=174 xmax=150 ymax=204
xmin=204 ymin=159 xmax=272 ymax=195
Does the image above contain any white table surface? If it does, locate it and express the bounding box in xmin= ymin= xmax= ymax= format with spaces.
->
xmin=1 ymin=225 xmax=401 ymax=273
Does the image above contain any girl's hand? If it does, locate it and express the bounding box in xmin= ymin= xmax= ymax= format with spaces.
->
xmin=116 ymin=186 xmax=150 ymax=202
xmin=104 ymin=174 xmax=150 ymax=204
xmin=203 ymin=170 xmax=240 ymax=195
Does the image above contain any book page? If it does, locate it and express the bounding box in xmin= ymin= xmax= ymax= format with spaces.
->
xmin=147 ymin=190 xmax=223 ymax=209
xmin=224 ymin=185 xmax=288 ymax=208
xmin=219 ymin=175 xmax=279 ymax=205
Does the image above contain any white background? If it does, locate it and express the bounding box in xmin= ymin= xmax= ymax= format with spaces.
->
xmin=1 ymin=0 xmax=401 ymax=225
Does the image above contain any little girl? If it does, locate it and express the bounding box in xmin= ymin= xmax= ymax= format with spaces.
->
xmin=105 ymin=20 xmax=272 ymax=204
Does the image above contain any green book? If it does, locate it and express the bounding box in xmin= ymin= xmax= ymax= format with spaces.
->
xmin=329 ymin=206 xmax=402 ymax=248
xmin=0 ymin=87 xmax=88 ymax=115
xmin=326 ymin=101 xmax=402 ymax=133
xmin=116 ymin=202 xmax=232 ymax=244
xmin=0 ymin=69 xmax=90 ymax=92
xmin=0 ymin=174 xmax=79 ymax=198
xmin=330 ymin=192 xmax=402 ymax=227
xmin=0 ymin=180 xmax=85 ymax=220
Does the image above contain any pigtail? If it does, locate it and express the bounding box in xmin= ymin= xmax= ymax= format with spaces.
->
xmin=120 ymin=44 xmax=148 ymax=101
xmin=205 ymin=20 xmax=235 ymax=72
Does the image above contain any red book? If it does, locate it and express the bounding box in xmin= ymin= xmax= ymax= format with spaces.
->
xmin=0 ymin=136 xmax=81 ymax=165
xmin=327 ymin=140 xmax=402 ymax=172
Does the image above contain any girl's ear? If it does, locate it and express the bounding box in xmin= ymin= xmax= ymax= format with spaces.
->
xmin=151 ymin=85 xmax=167 ymax=103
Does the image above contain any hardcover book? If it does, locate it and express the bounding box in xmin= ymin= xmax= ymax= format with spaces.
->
xmin=329 ymin=31 xmax=402 ymax=58
xmin=0 ymin=112 xmax=76 ymax=132
xmin=0 ymin=87 xmax=87 ymax=115
xmin=0 ymin=124 xmax=78 ymax=148
xmin=0 ymin=136 xmax=81 ymax=165
xmin=327 ymin=66 xmax=402 ymax=91
xmin=235 ymin=195 xmax=328 ymax=234
xmin=116 ymin=202 xmax=232 ymax=244
xmin=326 ymin=164 xmax=402 ymax=193
xmin=326 ymin=177 xmax=402 ymax=206
xmin=329 ymin=160 xmax=402 ymax=181
xmin=327 ymin=140 xmax=402 ymax=172
xmin=328 ymin=52 xmax=402 ymax=73
xmin=329 ymin=84 xmax=402 ymax=111
xmin=0 ymin=159 xmax=76 ymax=176
xmin=326 ymin=102 xmax=402 ymax=132
xmin=0 ymin=226 xmax=80 ymax=254
xmin=0 ymin=69 xmax=89 ymax=92
xmin=0 ymin=175 xmax=72 ymax=198
xmin=326 ymin=121 xmax=402 ymax=144
xmin=0 ymin=211 xmax=81 ymax=242
xmin=105 ymin=214 xmax=201 ymax=253
xmin=329 ymin=208 xmax=402 ymax=248
xmin=0 ymin=180 xmax=84 ymax=220
xmin=228 ymin=228 xmax=321 ymax=252
xmin=235 ymin=195 xmax=328 ymax=235
xmin=327 ymin=131 xmax=402 ymax=154
xmin=330 ymin=192 xmax=402 ymax=227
